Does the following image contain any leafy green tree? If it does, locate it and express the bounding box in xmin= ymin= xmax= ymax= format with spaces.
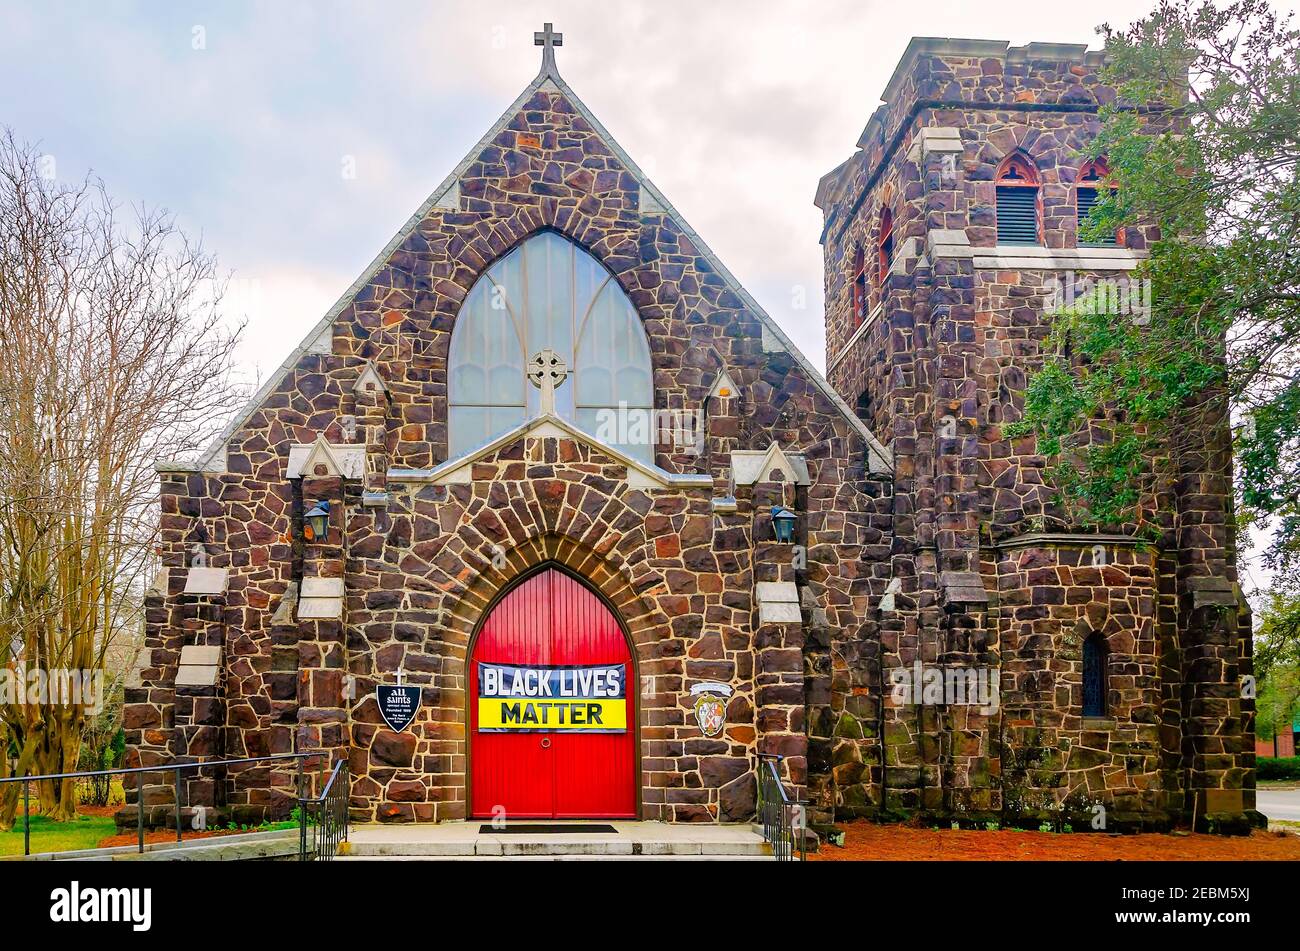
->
xmin=1009 ymin=0 xmax=1300 ymax=581
xmin=1254 ymin=591 xmax=1300 ymax=682
xmin=1254 ymin=593 xmax=1300 ymax=750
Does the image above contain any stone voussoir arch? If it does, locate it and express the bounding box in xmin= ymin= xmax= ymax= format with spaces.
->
xmin=435 ymin=210 xmax=644 ymax=342
xmin=441 ymin=532 xmax=668 ymax=671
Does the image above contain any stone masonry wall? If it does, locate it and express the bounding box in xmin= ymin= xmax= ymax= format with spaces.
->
xmin=122 ymin=78 xmax=887 ymax=826
xmin=813 ymin=39 xmax=1256 ymax=831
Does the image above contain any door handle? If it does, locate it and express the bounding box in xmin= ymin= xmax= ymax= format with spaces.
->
xmin=540 ymin=737 xmax=552 ymax=749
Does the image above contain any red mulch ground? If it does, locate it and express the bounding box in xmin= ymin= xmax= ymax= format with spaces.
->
xmin=809 ymin=820 xmax=1300 ymax=861
xmin=81 ymin=804 xmax=281 ymax=849
xmin=95 ymin=827 xmax=249 ymax=849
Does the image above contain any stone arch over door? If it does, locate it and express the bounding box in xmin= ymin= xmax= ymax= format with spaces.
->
xmin=442 ymin=533 xmax=666 ymax=663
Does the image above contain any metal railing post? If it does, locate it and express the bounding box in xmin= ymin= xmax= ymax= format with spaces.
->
xmin=800 ymin=803 xmax=807 ymax=862
xmin=174 ymin=767 xmax=183 ymax=843
xmin=22 ymin=779 xmax=30 ymax=857
xmin=294 ymin=757 xmax=348 ymax=862
xmin=137 ymin=774 xmax=145 ymax=854
xmin=296 ymin=753 xmax=304 ymax=861
xmin=754 ymin=752 xmax=801 ymax=862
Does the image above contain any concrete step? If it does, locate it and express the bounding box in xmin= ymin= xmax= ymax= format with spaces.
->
xmin=336 ymin=853 xmax=777 ymax=861
xmin=343 ymin=820 xmax=773 ymax=859
xmin=343 ymin=837 xmax=773 ymax=857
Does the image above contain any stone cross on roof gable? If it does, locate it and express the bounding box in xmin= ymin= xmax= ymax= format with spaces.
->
xmin=534 ymin=22 xmax=563 ymax=72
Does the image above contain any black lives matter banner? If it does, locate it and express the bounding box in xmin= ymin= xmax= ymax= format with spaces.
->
xmin=477 ymin=663 xmax=627 ymax=733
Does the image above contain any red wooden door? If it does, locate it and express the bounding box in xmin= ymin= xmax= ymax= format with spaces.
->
xmin=470 ymin=569 xmax=636 ymax=818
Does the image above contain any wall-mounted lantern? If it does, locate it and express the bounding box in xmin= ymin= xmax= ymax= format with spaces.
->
xmin=304 ymin=500 xmax=331 ymax=542
xmin=770 ymin=505 xmax=797 ymax=544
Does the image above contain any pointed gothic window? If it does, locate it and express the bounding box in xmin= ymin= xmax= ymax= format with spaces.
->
xmin=995 ymin=152 xmax=1041 ymax=246
xmin=1076 ymin=157 xmax=1119 ymax=247
xmin=448 ymin=232 xmax=654 ymax=462
xmin=1082 ymin=632 xmax=1107 ymax=717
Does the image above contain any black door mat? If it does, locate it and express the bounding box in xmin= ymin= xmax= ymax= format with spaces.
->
xmin=479 ymin=823 xmax=619 ymax=834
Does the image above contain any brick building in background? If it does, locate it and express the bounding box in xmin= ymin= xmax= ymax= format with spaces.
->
xmin=1257 ymin=721 xmax=1295 ymax=759
xmin=122 ymin=32 xmax=1259 ymax=834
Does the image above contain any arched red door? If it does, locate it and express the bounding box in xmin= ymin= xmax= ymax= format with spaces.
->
xmin=470 ymin=568 xmax=637 ymax=818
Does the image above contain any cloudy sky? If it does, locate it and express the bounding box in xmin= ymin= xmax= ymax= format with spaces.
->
xmin=1 ymin=1 xmax=1278 ymax=588
xmin=2 ymin=0 xmax=1159 ymax=367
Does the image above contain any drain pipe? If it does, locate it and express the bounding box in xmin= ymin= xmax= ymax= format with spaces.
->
xmin=876 ymin=642 xmax=887 ymax=819
xmin=876 ymin=471 xmax=896 ymax=819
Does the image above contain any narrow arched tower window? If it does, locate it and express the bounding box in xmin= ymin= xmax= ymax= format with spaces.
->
xmin=850 ymin=245 xmax=867 ymax=326
xmin=1076 ymin=157 xmax=1119 ymax=247
xmin=877 ymin=207 xmax=895 ymax=284
xmin=1082 ymin=632 xmax=1107 ymax=717
xmin=995 ymin=152 xmax=1041 ymax=246
xmin=448 ymin=231 xmax=654 ymax=462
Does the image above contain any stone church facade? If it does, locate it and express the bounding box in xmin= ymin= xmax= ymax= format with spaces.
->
xmin=123 ymin=32 xmax=1258 ymax=832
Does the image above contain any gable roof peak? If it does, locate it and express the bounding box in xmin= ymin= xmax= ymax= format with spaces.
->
xmin=193 ymin=28 xmax=892 ymax=477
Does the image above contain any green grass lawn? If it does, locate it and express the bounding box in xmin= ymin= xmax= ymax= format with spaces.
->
xmin=0 ymin=814 xmax=117 ymax=857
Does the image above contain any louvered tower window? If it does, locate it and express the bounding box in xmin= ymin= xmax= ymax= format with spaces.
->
xmin=995 ymin=153 xmax=1041 ymax=245
xmin=1082 ymin=632 xmax=1107 ymax=717
xmin=1077 ymin=158 xmax=1118 ymax=247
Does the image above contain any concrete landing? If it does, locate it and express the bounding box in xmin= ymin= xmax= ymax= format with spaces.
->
xmin=343 ymin=820 xmax=773 ymax=859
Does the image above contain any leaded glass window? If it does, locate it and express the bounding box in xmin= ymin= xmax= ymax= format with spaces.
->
xmin=448 ymin=232 xmax=654 ymax=462
xmin=1082 ymin=633 xmax=1107 ymax=717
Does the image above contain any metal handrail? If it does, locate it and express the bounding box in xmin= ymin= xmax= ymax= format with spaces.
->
xmin=2 ymin=751 xmax=326 ymax=858
xmin=0 ymin=752 xmax=314 ymax=784
xmin=756 ymin=752 xmax=807 ymax=862
xmin=299 ymin=758 xmax=349 ymax=861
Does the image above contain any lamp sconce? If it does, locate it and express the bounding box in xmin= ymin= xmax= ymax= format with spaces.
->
xmin=304 ymin=500 xmax=331 ymax=543
xmin=770 ymin=505 xmax=797 ymax=544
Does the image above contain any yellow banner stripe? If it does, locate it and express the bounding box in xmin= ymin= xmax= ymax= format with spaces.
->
xmin=478 ymin=697 xmax=627 ymax=731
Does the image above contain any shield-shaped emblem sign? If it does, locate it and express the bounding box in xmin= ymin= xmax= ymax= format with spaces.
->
xmin=690 ymin=681 xmax=734 ymax=738
xmin=377 ymin=683 xmax=421 ymax=733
